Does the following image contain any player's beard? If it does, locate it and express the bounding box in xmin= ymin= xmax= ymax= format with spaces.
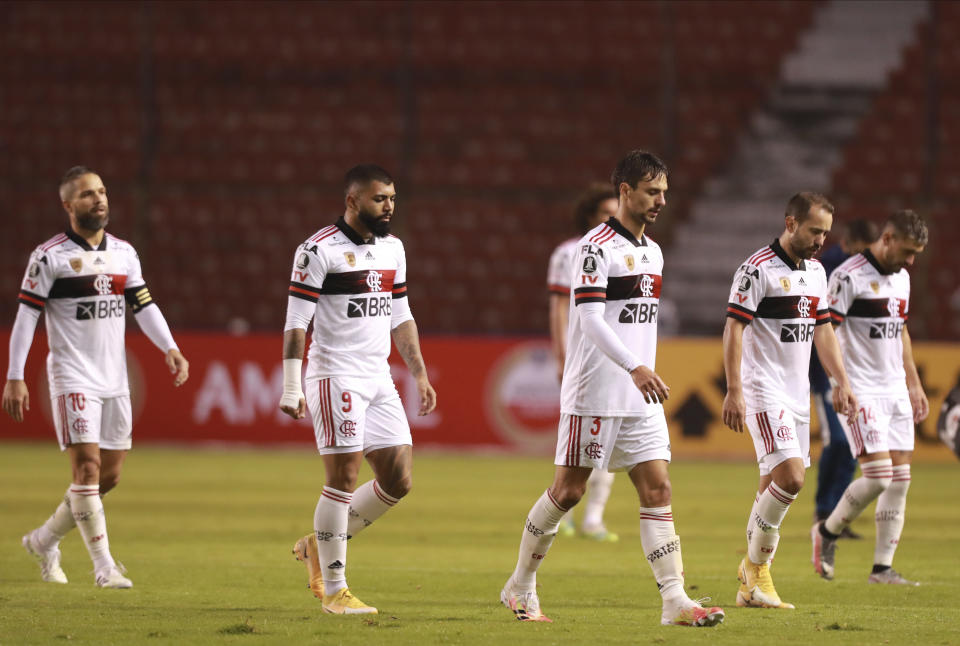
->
xmin=791 ymin=240 xmax=820 ymax=260
xmin=358 ymin=208 xmax=391 ymax=237
xmin=75 ymin=206 xmax=109 ymax=232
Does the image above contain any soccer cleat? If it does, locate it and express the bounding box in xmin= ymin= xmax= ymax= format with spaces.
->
xmin=580 ymin=524 xmax=619 ymax=542
xmin=95 ymin=563 xmax=133 ymax=589
xmin=811 ymin=521 xmax=837 ymax=580
xmin=661 ymin=598 xmax=725 ymax=627
xmin=500 ymin=579 xmax=552 ymax=622
xmin=558 ymin=517 xmax=575 ymax=538
xmin=736 ymin=558 xmax=794 ymax=609
xmin=868 ymin=568 xmax=920 ymax=586
xmin=22 ymin=531 xmax=68 ymax=584
xmin=292 ymin=533 xmax=324 ymax=598
xmin=321 ymin=588 xmax=378 ymax=614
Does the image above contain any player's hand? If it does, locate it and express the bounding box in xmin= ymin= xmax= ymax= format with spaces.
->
xmin=416 ymin=376 xmax=437 ymax=416
xmin=908 ymin=383 xmax=929 ymax=423
xmin=629 ymin=365 xmax=669 ymax=404
xmin=165 ymin=349 xmax=189 ymax=387
xmin=2 ymin=379 xmax=29 ymax=423
xmin=722 ymin=389 xmax=746 ymax=432
xmin=279 ymin=393 xmax=306 ymax=419
xmin=831 ymin=382 xmax=858 ymax=425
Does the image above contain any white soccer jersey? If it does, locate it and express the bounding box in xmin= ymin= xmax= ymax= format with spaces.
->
xmin=287 ymin=217 xmax=412 ymax=380
xmin=17 ymin=230 xmax=151 ymax=397
xmin=560 ymin=218 xmax=663 ymax=416
xmin=547 ymin=237 xmax=579 ymax=296
xmin=828 ymin=249 xmax=910 ymax=399
xmin=726 ymin=239 xmax=831 ymax=414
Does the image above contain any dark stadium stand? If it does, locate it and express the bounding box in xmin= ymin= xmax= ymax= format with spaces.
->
xmin=830 ymin=2 xmax=958 ymax=339
xmin=10 ymin=1 xmax=955 ymax=339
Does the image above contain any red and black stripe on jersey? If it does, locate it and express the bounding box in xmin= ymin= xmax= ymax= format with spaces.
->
xmin=573 ymin=274 xmax=661 ymax=305
xmin=46 ymin=274 xmax=128 ymax=299
xmin=289 ymin=270 xmax=397 ymax=302
xmin=833 ymin=298 xmax=908 ymax=324
xmin=606 ymin=274 xmax=662 ymax=301
xmin=18 ymin=290 xmax=46 ymax=311
xmin=728 ymin=295 xmax=828 ymax=325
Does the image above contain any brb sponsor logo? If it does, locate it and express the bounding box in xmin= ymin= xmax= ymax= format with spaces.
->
xmin=780 ymin=322 xmax=815 ymax=343
xmin=76 ymin=298 xmax=124 ymax=320
xmin=347 ymin=296 xmax=392 ymax=318
xmin=870 ymin=321 xmax=903 ymax=339
xmin=619 ymin=302 xmax=658 ymax=324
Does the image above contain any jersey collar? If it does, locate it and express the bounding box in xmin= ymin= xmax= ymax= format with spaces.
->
xmin=862 ymin=248 xmax=894 ymax=275
xmin=771 ymin=238 xmax=804 ymax=271
xmin=65 ymin=228 xmax=107 ymax=251
xmin=336 ymin=216 xmax=375 ymax=245
xmin=606 ymin=217 xmax=647 ymax=247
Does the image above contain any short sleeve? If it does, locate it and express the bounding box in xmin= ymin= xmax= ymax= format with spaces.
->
xmin=17 ymin=248 xmax=56 ymax=311
xmin=547 ymin=243 xmax=573 ymax=294
xmin=827 ymin=269 xmax=856 ymax=326
xmin=726 ymin=262 xmax=764 ymax=324
xmin=288 ymin=243 xmax=328 ymax=304
xmin=571 ymin=242 xmax=610 ymax=306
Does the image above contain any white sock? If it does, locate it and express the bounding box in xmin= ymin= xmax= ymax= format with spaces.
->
xmin=745 ymin=492 xmax=759 ymax=543
xmin=347 ymin=480 xmax=400 ymax=538
xmin=874 ymin=464 xmax=910 ymax=567
xmin=314 ymin=486 xmax=352 ymax=595
xmin=511 ymin=490 xmax=568 ymax=592
xmin=747 ymin=482 xmax=796 ymax=564
xmin=36 ymin=487 xmax=76 ymax=551
xmin=639 ymin=506 xmax=686 ymax=604
xmin=582 ymin=470 xmax=615 ymax=529
xmin=825 ymin=459 xmax=893 ymax=535
xmin=69 ymin=484 xmax=115 ymax=573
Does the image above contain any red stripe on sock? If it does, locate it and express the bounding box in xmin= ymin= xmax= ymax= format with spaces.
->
xmin=321 ymin=489 xmax=352 ymax=504
xmin=372 ymin=481 xmax=397 ymax=506
xmin=545 ymin=489 xmax=567 ymax=512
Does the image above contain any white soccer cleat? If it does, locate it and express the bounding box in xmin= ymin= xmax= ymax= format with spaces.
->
xmin=500 ymin=578 xmax=552 ymax=622
xmin=22 ymin=531 xmax=68 ymax=584
xmin=95 ymin=563 xmax=133 ymax=589
xmin=868 ymin=568 xmax=920 ymax=586
xmin=811 ymin=521 xmax=837 ymax=580
xmin=661 ymin=597 xmax=725 ymax=627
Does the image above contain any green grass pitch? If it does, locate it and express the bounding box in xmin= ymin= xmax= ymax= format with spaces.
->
xmin=1 ymin=442 xmax=959 ymax=645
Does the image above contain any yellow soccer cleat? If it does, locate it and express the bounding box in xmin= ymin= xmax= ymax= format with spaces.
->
xmin=736 ymin=558 xmax=795 ymax=609
xmin=292 ymin=533 xmax=324 ymax=599
xmin=321 ymin=588 xmax=378 ymax=615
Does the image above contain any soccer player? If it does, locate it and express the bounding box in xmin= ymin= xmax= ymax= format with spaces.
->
xmin=501 ymin=151 xmax=724 ymax=627
xmin=811 ymin=210 xmax=929 ymax=585
xmin=280 ymin=164 xmax=436 ymax=615
xmin=547 ymin=183 xmax=620 ymax=542
xmin=722 ymin=192 xmax=857 ymax=609
xmin=811 ymin=220 xmax=878 ymax=535
xmin=5 ymin=166 xmax=189 ymax=588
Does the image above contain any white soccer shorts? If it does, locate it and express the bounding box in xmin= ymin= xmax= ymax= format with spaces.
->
xmin=51 ymin=392 xmax=132 ymax=451
xmin=305 ymin=374 xmax=412 ymax=455
xmin=840 ymin=396 xmax=914 ymax=457
xmin=555 ymin=410 xmax=671 ymax=471
xmin=745 ymin=405 xmax=810 ymax=475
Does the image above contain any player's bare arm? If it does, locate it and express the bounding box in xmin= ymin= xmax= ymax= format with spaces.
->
xmin=901 ymin=326 xmax=929 ymax=422
xmin=813 ymin=322 xmax=857 ymax=423
xmin=391 ymin=320 xmax=436 ymax=416
xmin=165 ymin=349 xmax=189 ymax=387
xmin=721 ymin=317 xmax=747 ymax=432
xmin=279 ymin=328 xmax=307 ymax=419
xmin=629 ymin=364 xmax=669 ymax=404
xmin=2 ymin=379 xmax=30 ymax=422
xmin=548 ymin=293 xmax=570 ymax=383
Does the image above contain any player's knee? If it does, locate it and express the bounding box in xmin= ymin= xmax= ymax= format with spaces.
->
xmin=641 ymin=479 xmax=671 ymax=507
xmin=777 ymin=473 xmax=804 ymax=495
xmin=551 ymin=483 xmax=586 ymax=509
xmin=73 ymin=460 xmax=101 ymax=485
xmin=381 ymin=474 xmax=412 ymax=499
xmin=99 ymin=473 xmax=120 ymax=494
xmin=865 ymin=474 xmax=892 ymax=496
